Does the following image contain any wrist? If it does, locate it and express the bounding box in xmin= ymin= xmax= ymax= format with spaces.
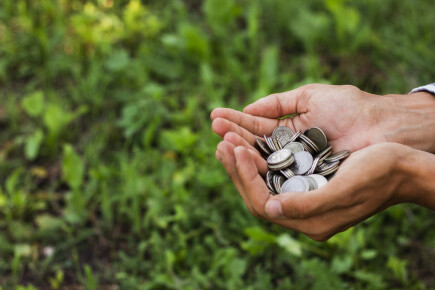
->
xmin=377 ymin=92 xmax=435 ymax=153
xmin=397 ymin=147 xmax=435 ymax=208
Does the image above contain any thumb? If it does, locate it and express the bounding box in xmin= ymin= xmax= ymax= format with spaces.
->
xmin=243 ymin=86 xmax=310 ymax=118
xmin=264 ymin=186 xmax=345 ymax=219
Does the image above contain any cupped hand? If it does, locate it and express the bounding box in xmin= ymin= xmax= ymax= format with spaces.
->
xmin=212 ymin=84 xmax=388 ymax=153
xmin=216 ymin=141 xmax=414 ymax=241
xmin=212 ymin=84 xmax=435 ymax=154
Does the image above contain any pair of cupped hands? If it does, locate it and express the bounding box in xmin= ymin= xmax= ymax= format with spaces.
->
xmin=211 ymin=84 xmax=435 ymax=241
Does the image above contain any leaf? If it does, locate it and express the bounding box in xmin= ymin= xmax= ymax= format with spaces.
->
xmin=228 ymin=258 xmax=247 ymax=279
xmin=360 ymin=249 xmax=377 ymax=260
xmin=276 ymin=233 xmax=303 ymax=257
xmin=43 ymin=104 xmax=68 ymax=137
xmin=43 ymin=104 xmax=87 ymax=138
xmin=21 ymin=91 xmax=45 ymax=117
xmin=14 ymin=244 xmax=32 ymax=257
xmin=105 ymin=49 xmax=130 ymax=72
xmin=331 ymin=255 xmax=353 ymax=274
xmin=353 ymin=270 xmax=386 ymax=288
xmin=160 ymin=127 xmax=198 ymax=154
xmin=35 ymin=214 xmax=64 ymax=232
xmin=62 ymin=144 xmax=85 ymax=190
xmin=244 ymin=227 xmax=275 ymax=243
xmin=24 ymin=130 xmax=44 ymax=160
xmin=387 ymin=256 xmax=408 ymax=283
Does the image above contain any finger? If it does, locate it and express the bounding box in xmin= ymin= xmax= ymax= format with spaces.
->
xmin=265 ymin=177 xmax=352 ymax=220
xmin=234 ymin=146 xmax=271 ymax=216
xmin=212 ymin=118 xmax=259 ymax=145
xmin=243 ymin=85 xmax=314 ymax=118
xmin=223 ymin=132 xmax=269 ymax=175
xmin=223 ymin=131 xmax=258 ymax=152
xmin=211 ymin=108 xmax=279 ymax=136
xmin=217 ymin=141 xmax=256 ymax=214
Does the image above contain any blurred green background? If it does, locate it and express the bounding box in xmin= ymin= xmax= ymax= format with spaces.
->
xmin=1 ymin=0 xmax=435 ymax=288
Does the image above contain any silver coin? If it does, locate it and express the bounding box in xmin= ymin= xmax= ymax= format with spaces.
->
xmin=267 ymin=149 xmax=293 ymax=165
xmin=299 ymin=140 xmax=315 ymax=155
xmin=315 ymin=145 xmax=332 ymax=159
xmin=272 ymin=136 xmax=282 ymax=150
xmin=325 ymin=150 xmax=350 ymax=163
xmin=280 ymin=168 xmax=295 ymax=179
xmin=306 ymin=156 xmax=320 ymax=175
xmin=304 ymin=127 xmax=328 ymax=151
xmin=281 ymin=176 xmax=310 ymax=193
xmin=307 ymin=174 xmax=328 ymax=188
xmin=272 ymin=126 xmax=294 ymax=149
xmin=318 ymin=163 xmax=340 ymax=176
xmin=289 ymin=151 xmax=313 ymax=175
xmin=266 ymin=171 xmax=276 ymax=194
xmin=304 ymin=176 xmax=318 ymax=191
xmin=273 ymin=174 xmax=285 ymax=194
xmin=268 ymin=155 xmax=295 ymax=171
xmin=316 ymin=160 xmax=340 ymax=173
xmin=316 ymin=146 xmax=332 ymax=166
xmin=256 ymin=138 xmax=271 ymax=155
xmin=283 ymin=142 xmax=305 ymax=154
xmin=285 ymin=130 xmax=302 ymax=145
xmin=267 ymin=136 xmax=277 ymax=152
xmin=299 ymin=134 xmax=320 ymax=153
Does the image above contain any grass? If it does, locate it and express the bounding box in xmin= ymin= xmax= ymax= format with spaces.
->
xmin=0 ymin=0 xmax=435 ymax=288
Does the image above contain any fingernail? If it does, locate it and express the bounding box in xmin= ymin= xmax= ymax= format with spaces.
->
xmin=265 ymin=200 xmax=283 ymax=219
xmin=218 ymin=151 xmax=224 ymax=162
xmin=216 ymin=150 xmax=224 ymax=162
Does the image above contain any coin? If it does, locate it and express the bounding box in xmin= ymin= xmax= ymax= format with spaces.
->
xmin=268 ymin=155 xmax=295 ymax=171
xmin=304 ymin=176 xmax=318 ymax=190
xmin=324 ymin=150 xmax=350 ymax=163
xmin=289 ymin=151 xmax=313 ymax=175
xmin=273 ymin=174 xmax=285 ymax=194
xmin=267 ymin=149 xmax=293 ymax=165
xmin=299 ymin=134 xmax=320 ymax=153
xmin=304 ymin=127 xmax=328 ymax=151
xmin=285 ymin=130 xmax=302 ymax=145
xmin=316 ymin=160 xmax=340 ymax=173
xmin=256 ymin=138 xmax=271 ymax=155
xmin=316 ymin=145 xmax=332 ymax=166
xmin=272 ymin=136 xmax=282 ymax=151
xmin=318 ymin=163 xmax=340 ymax=176
xmin=266 ymin=136 xmax=277 ymax=152
xmin=307 ymin=174 xmax=328 ymax=188
xmin=283 ymin=142 xmax=305 ymax=154
xmin=266 ymin=171 xmax=276 ymax=194
xmin=281 ymin=176 xmax=310 ymax=193
xmin=317 ymin=151 xmax=331 ymax=166
xmin=306 ymin=156 xmax=320 ymax=175
xmin=299 ymin=140 xmax=315 ymax=155
xmin=280 ymin=168 xmax=295 ymax=179
xmin=260 ymin=126 xmax=349 ymax=194
xmin=315 ymin=145 xmax=332 ymax=159
xmin=272 ymin=126 xmax=294 ymax=149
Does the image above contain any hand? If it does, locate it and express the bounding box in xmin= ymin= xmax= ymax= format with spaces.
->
xmin=211 ymin=84 xmax=435 ymax=154
xmin=216 ymin=141 xmax=434 ymax=241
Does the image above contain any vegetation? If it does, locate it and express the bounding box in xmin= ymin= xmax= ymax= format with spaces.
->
xmin=1 ymin=0 xmax=435 ymax=288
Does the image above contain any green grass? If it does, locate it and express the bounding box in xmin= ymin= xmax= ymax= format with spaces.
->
xmin=1 ymin=0 xmax=435 ymax=288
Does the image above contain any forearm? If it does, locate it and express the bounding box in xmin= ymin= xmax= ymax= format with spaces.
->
xmin=399 ymin=147 xmax=435 ymax=209
xmin=378 ymin=92 xmax=435 ymax=153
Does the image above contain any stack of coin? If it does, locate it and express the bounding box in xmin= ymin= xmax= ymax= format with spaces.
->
xmin=256 ymin=126 xmax=350 ymax=194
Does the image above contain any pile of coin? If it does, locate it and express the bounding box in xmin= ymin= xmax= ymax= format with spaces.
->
xmin=256 ymin=126 xmax=350 ymax=194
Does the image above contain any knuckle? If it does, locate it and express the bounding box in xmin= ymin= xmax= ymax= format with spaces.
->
xmin=342 ymin=84 xmax=361 ymax=94
xmin=248 ymin=205 xmax=261 ymax=218
xmin=291 ymin=199 xmax=313 ymax=219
